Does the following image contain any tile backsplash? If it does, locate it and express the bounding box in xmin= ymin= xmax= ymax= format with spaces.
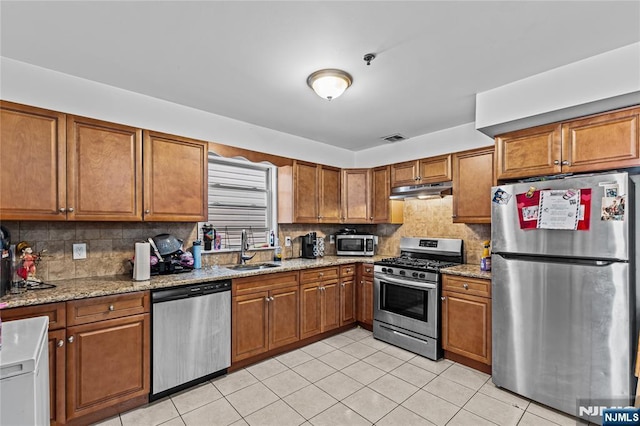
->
xmin=1 ymin=196 xmax=490 ymax=281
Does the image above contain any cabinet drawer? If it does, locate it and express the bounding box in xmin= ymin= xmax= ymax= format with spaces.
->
xmin=442 ymin=275 xmax=490 ymax=298
xmin=2 ymin=302 xmax=66 ymax=330
xmin=340 ymin=264 xmax=356 ymax=277
xmin=233 ymin=271 xmax=299 ymax=296
xmin=300 ymin=267 xmax=339 ymax=283
xmin=67 ymin=291 xmax=150 ymax=326
xmin=361 ymin=263 xmax=374 ymax=277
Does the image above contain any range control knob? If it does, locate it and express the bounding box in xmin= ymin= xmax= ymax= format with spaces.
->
xmin=412 ymin=272 xmax=419 ymax=278
xmin=387 ymin=268 xmax=393 ymax=275
xmin=399 ymin=270 xmax=406 ymax=276
xmin=381 ymin=267 xmax=387 ymax=273
xmin=419 ymin=273 xmax=426 ymax=279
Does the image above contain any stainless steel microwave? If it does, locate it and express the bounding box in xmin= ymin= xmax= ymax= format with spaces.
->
xmin=336 ymin=234 xmax=376 ymax=256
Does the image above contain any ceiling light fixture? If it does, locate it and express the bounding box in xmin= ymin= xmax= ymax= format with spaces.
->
xmin=307 ymin=69 xmax=352 ymax=101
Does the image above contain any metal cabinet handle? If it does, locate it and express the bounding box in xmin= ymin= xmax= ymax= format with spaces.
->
xmin=554 ymin=160 xmax=560 ymax=165
xmin=441 ymin=296 xmax=446 ymax=301
xmin=108 ymin=304 xmax=115 ymax=311
xmin=68 ymin=207 xmax=74 ymax=212
xmin=369 ymin=216 xmax=373 ymax=220
xmin=463 ymin=284 xmax=469 ymax=290
xmin=319 ymin=272 xmax=324 ymax=277
xmin=59 ymin=207 xmax=66 ymax=213
xmin=145 ymin=209 xmax=150 ymax=214
xmin=68 ymin=336 xmax=74 ymax=343
xmin=340 ymin=283 xmax=345 ymax=287
xmin=365 ymin=268 xmax=372 ymax=273
xmin=57 ymin=339 xmax=64 ymax=348
xmin=561 ymin=160 xmax=570 ymax=165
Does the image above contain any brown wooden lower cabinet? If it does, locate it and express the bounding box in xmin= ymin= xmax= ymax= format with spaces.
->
xmin=441 ymin=274 xmax=491 ymax=367
xmin=299 ymin=267 xmax=340 ymax=340
xmin=356 ymin=263 xmax=374 ymax=328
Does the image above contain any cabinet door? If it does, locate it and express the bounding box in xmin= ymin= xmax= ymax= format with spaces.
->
xmin=371 ymin=166 xmax=403 ymax=224
xmin=300 ymin=282 xmax=321 ymax=339
xmin=495 ymin=124 xmax=561 ymax=180
xmin=293 ymin=161 xmax=319 ymax=223
xmin=66 ymin=313 xmax=150 ymax=421
xmin=452 ymin=146 xmax=495 ymax=224
xmin=419 ymin=154 xmax=452 ymax=183
xmin=67 ymin=116 xmax=142 ymax=220
xmin=232 ymin=291 xmax=269 ymax=362
xmin=357 ymin=276 xmax=374 ymax=326
xmin=48 ymin=329 xmax=66 ymax=425
xmin=340 ymin=278 xmax=356 ymax=326
xmin=0 ymin=101 xmax=67 ymax=220
xmin=321 ymin=280 xmax=340 ymax=332
xmin=269 ymin=285 xmax=300 ymax=350
xmin=341 ymin=169 xmax=370 ymax=223
xmin=441 ymin=291 xmax=491 ymax=365
xmin=390 ymin=161 xmax=418 ymax=187
xmin=561 ymin=107 xmax=640 ymax=174
xmin=319 ymin=165 xmax=341 ymax=223
xmin=143 ymin=131 xmax=207 ymax=221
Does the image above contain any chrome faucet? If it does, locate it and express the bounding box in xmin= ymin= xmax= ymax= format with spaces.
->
xmin=239 ymin=229 xmax=256 ymax=264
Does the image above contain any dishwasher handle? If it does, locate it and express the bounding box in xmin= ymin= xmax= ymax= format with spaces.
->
xmin=152 ymin=280 xmax=231 ymax=303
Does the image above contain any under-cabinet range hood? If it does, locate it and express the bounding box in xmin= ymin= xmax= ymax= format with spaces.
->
xmin=390 ymin=181 xmax=453 ymax=199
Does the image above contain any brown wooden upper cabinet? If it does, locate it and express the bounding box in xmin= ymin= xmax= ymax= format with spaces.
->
xmin=452 ymin=146 xmax=495 ymax=224
xmin=0 ymin=102 xmax=143 ymax=221
xmin=496 ymin=106 xmax=640 ymax=181
xmin=371 ymin=166 xmax=403 ymax=224
xmin=390 ymin=154 xmax=452 ymax=188
xmin=278 ymin=160 xmax=341 ymax=223
xmin=142 ymin=131 xmax=208 ymax=221
xmin=341 ymin=168 xmax=370 ymax=223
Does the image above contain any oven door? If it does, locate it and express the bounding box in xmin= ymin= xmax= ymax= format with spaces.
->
xmin=374 ymin=273 xmax=438 ymax=339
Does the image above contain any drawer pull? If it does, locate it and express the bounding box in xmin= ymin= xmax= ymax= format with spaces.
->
xmin=463 ymin=284 xmax=469 ymax=290
xmin=441 ymin=296 xmax=446 ymax=301
xmin=108 ymin=304 xmax=115 ymax=311
xmin=68 ymin=336 xmax=74 ymax=343
xmin=365 ymin=268 xmax=371 ymax=273
xmin=57 ymin=339 xmax=64 ymax=348
xmin=59 ymin=207 xmax=66 ymax=213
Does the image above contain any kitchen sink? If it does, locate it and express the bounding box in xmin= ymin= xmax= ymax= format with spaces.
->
xmin=226 ymin=263 xmax=282 ymax=271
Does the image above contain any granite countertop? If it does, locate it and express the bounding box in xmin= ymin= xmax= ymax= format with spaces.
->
xmin=441 ymin=264 xmax=492 ymax=280
xmin=0 ymin=256 xmax=382 ymax=309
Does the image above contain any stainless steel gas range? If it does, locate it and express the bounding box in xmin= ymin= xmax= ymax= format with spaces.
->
xmin=373 ymin=237 xmax=463 ymax=360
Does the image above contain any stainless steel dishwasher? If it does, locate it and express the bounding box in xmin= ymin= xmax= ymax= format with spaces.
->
xmin=150 ymin=280 xmax=231 ymax=401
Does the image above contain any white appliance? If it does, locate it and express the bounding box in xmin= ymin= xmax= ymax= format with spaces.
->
xmin=1 ymin=316 xmax=50 ymax=425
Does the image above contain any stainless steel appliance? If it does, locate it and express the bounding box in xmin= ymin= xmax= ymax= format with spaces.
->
xmin=151 ymin=280 xmax=231 ymax=400
xmin=301 ymin=232 xmax=317 ymax=259
xmin=373 ymin=237 xmax=463 ymax=360
xmin=492 ymin=171 xmax=637 ymax=424
xmin=336 ymin=234 xmax=376 ymax=256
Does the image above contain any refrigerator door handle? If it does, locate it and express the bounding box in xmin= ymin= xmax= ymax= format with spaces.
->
xmin=495 ymin=252 xmax=624 ymax=267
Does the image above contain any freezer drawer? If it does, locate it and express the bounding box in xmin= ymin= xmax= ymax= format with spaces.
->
xmin=492 ymin=254 xmax=634 ymax=423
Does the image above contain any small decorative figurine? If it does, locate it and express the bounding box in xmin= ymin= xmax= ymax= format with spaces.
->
xmin=16 ymin=242 xmax=42 ymax=282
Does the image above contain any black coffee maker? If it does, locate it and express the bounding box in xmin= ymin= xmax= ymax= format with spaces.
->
xmin=301 ymin=232 xmax=317 ymax=259
xmin=1 ymin=226 xmax=12 ymax=297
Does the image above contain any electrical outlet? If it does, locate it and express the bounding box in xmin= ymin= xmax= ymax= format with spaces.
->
xmin=329 ymin=235 xmax=335 ymax=244
xmin=285 ymin=236 xmax=292 ymax=247
xmin=73 ymin=243 xmax=87 ymax=260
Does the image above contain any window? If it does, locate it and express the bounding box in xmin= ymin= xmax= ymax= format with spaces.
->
xmin=200 ymin=154 xmax=277 ymax=251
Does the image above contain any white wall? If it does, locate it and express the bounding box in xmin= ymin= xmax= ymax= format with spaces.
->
xmin=476 ymin=42 xmax=640 ymax=135
xmin=0 ymin=57 xmax=356 ymax=168
xmin=355 ymin=122 xmax=493 ymax=168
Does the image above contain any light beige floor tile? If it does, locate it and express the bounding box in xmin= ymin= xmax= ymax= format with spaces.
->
xmin=479 ymin=381 xmax=530 ymax=410
xmin=171 ymin=382 xmax=223 ymax=414
xmin=359 ymin=335 xmax=390 ymax=350
xmin=377 ymin=406 xmax=436 ymax=426
xmin=244 ymin=400 xmax=305 ymax=426
xmin=341 ymin=360 xmax=386 ymax=385
xmin=323 ymin=333 xmax=355 ymax=349
xmin=212 ymin=369 xmax=258 ymax=396
xmin=318 ymin=349 xmax=358 ymax=370
xmin=245 ymin=358 xmax=288 ymax=381
xmin=526 ymin=402 xmax=586 ymax=426
xmin=423 ymin=375 xmax=475 ymax=407
xmin=308 ymin=402 xmax=371 ymax=426
xmin=94 ymin=415 xmax=123 ymax=426
xmin=389 ymin=362 xmax=437 ymax=388
xmin=339 ymin=341 xmax=378 ymax=359
xmin=230 ymin=420 xmax=249 ymax=426
xmin=464 ymin=393 xmax=525 ymax=426
xmin=340 ymin=327 xmax=373 ymax=342
xmin=408 ymin=356 xmax=453 ymax=375
xmin=440 ymin=364 xmax=490 ymax=391
xmin=368 ymin=373 xmax=420 ymax=404
xmin=342 ymin=387 xmax=398 ymax=423
xmin=276 ymin=349 xmax=314 ymax=368
xmin=380 ymin=344 xmax=417 ymax=361
xmin=362 ymin=351 xmax=405 ymax=372
xmin=159 ymin=417 xmax=185 ymax=426
xmin=448 ymin=409 xmax=497 ymax=426
xmin=300 ymin=341 xmax=335 ymax=357
xmin=283 ymin=384 xmax=338 ymax=419
xmin=225 ymin=382 xmax=279 ymax=417
xmin=261 ymin=369 xmax=311 ymax=398
xmin=121 ymin=398 xmax=179 ymax=426
xmin=518 ymin=412 xmax=558 ymax=426
xmin=292 ymin=359 xmax=337 ymax=383
xmin=402 ymin=389 xmax=459 ymax=426
xmin=315 ymin=371 xmax=364 ymax=400
xmin=182 ymin=398 xmax=242 ymax=426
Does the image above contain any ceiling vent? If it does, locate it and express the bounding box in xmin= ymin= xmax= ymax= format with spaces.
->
xmin=381 ymin=133 xmax=407 ymax=143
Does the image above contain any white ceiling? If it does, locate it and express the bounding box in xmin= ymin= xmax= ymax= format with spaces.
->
xmin=2 ymin=1 xmax=639 ymax=152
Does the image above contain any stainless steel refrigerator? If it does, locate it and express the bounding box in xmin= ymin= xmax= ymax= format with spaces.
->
xmin=491 ymin=171 xmax=637 ymax=424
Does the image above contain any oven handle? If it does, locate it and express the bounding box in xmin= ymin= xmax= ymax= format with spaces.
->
xmin=376 ymin=274 xmax=436 ymax=290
